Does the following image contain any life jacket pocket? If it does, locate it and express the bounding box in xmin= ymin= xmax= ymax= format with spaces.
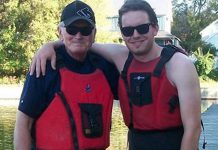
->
xmin=130 ymin=72 xmax=152 ymax=106
xmin=79 ymin=103 xmax=103 ymax=138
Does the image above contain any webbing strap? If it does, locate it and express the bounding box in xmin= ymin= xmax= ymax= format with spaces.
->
xmin=153 ymin=47 xmax=177 ymax=77
xmin=57 ymin=91 xmax=79 ymax=150
xmin=121 ymin=52 xmax=134 ymax=128
xmin=153 ymin=44 xmax=188 ymax=77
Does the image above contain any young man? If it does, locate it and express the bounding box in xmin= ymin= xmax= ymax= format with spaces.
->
xmin=30 ymin=0 xmax=201 ymax=149
xmin=14 ymin=1 xmax=119 ymax=150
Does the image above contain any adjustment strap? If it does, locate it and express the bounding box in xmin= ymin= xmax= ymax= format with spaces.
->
xmin=168 ymin=96 xmax=179 ymax=113
xmin=121 ymin=52 xmax=134 ymax=128
xmin=57 ymin=91 xmax=79 ymax=150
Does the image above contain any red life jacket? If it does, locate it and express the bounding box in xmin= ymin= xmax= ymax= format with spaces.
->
xmin=119 ymin=46 xmax=184 ymax=131
xmin=35 ymin=67 xmax=113 ymax=150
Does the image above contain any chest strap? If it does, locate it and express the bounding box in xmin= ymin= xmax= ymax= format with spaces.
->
xmin=57 ymin=91 xmax=79 ymax=150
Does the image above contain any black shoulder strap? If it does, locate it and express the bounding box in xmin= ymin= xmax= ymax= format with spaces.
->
xmin=153 ymin=45 xmax=184 ymax=77
xmin=121 ymin=52 xmax=133 ymax=80
xmin=121 ymin=52 xmax=134 ymax=128
xmin=153 ymin=47 xmax=176 ymax=77
xmin=57 ymin=91 xmax=79 ymax=150
xmin=165 ymin=44 xmax=188 ymax=55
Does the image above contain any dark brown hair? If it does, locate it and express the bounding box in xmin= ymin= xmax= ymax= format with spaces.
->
xmin=118 ymin=0 xmax=158 ymax=27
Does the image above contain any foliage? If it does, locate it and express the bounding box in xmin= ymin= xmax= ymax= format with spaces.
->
xmin=96 ymin=31 xmax=122 ymax=43
xmin=0 ymin=0 xmax=61 ymax=78
xmin=172 ymin=0 xmax=218 ymax=53
xmin=84 ymin=0 xmax=121 ymax=43
xmin=193 ymin=48 xmax=214 ymax=80
xmin=199 ymin=42 xmax=217 ymax=56
xmin=0 ymin=0 xmax=121 ymax=82
xmin=0 ymin=75 xmax=25 ymax=85
xmin=207 ymin=69 xmax=218 ymax=81
xmin=0 ymin=0 xmax=217 ymax=83
xmin=172 ymin=0 xmax=218 ymax=81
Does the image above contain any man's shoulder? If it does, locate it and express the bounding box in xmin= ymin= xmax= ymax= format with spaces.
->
xmin=161 ymin=44 xmax=189 ymax=65
xmin=166 ymin=52 xmax=194 ymax=76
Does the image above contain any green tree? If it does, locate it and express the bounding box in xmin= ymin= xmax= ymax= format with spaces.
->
xmin=193 ymin=48 xmax=214 ymax=80
xmin=172 ymin=0 xmax=218 ymax=53
xmin=0 ymin=0 xmax=120 ymax=81
xmin=0 ymin=0 xmax=61 ymax=78
xmin=84 ymin=0 xmax=121 ymax=43
xmin=172 ymin=0 xmax=218 ymax=81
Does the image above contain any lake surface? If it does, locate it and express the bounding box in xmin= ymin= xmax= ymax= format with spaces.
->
xmin=0 ymin=100 xmax=216 ymax=150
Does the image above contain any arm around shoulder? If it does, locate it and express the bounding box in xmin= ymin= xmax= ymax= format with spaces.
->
xmin=30 ymin=40 xmax=62 ymax=77
xmin=91 ymin=43 xmax=129 ymax=72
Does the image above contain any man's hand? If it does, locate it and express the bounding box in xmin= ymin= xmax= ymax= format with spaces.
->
xmin=29 ymin=41 xmax=57 ymax=77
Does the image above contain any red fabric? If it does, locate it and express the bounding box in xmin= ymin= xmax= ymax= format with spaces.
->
xmin=35 ymin=68 xmax=113 ymax=150
xmin=118 ymin=57 xmax=182 ymax=130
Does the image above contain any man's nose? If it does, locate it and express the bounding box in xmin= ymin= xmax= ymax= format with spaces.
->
xmin=132 ymin=29 xmax=141 ymax=37
xmin=74 ymin=31 xmax=83 ymax=38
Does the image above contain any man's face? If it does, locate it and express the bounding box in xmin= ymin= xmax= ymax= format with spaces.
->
xmin=120 ymin=10 xmax=158 ymax=57
xmin=59 ymin=20 xmax=95 ymax=61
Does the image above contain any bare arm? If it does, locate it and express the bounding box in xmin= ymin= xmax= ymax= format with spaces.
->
xmin=91 ymin=43 xmax=129 ymax=72
xmin=167 ymin=53 xmax=201 ymax=150
xmin=30 ymin=41 xmax=129 ymax=76
xmin=30 ymin=40 xmax=62 ymax=77
xmin=14 ymin=111 xmax=34 ymax=150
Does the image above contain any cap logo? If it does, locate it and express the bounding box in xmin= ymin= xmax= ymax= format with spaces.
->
xmin=77 ymin=7 xmax=93 ymax=21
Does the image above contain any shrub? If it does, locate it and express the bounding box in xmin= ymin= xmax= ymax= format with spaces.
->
xmin=207 ymin=69 xmax=218 ymax=81
xmin=193 ymin=48 xmax=214 ymax=80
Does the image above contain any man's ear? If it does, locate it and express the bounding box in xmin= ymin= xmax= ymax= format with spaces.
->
xmin=58 ymin=26 xmax=64 ymax=41
xmin=152 ymin=24 xmax=159 ymax=36
xmin=92 ymin=28 xmax=97 ymax=43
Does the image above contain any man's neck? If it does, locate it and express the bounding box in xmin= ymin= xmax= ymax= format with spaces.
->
xmin=133 ymin=44 xmax=163 ymax=63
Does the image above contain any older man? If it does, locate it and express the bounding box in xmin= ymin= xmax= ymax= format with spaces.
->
xmin=14 ymin=1 xmax=119 ymax=150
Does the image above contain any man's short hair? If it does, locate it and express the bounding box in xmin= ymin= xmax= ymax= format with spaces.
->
xmin=118 ymin=0 xmax=158 ymax=28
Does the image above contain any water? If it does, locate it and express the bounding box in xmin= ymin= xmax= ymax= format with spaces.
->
xmin=0 ymin=100 xmax=216 ymax=150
